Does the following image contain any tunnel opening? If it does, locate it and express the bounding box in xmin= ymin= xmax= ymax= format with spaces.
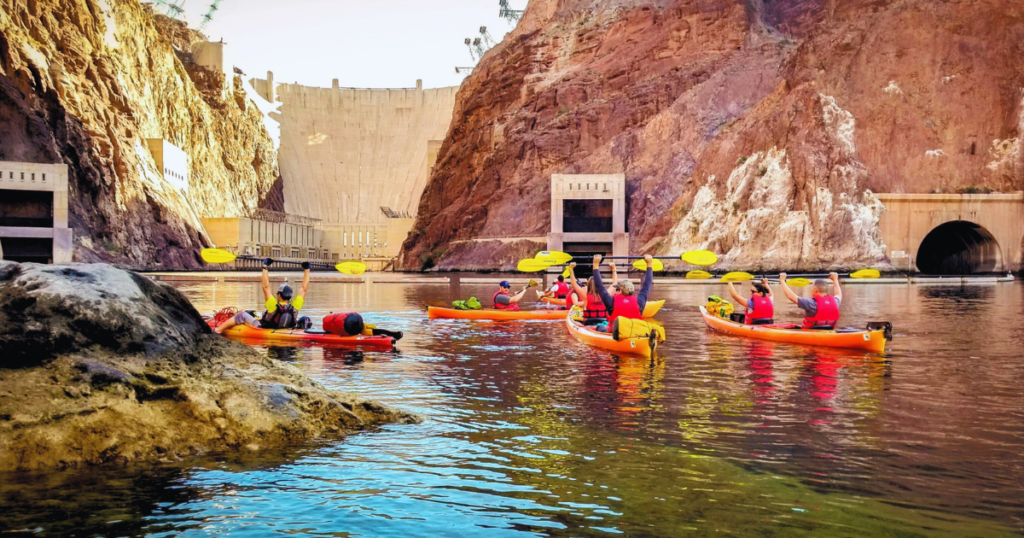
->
xmin=915 ymin=221 xmax=1001 ymax=275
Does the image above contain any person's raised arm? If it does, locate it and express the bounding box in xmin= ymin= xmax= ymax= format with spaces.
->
xmin=727 ymin=282 xmax=747 ymax=305
xmin=637 ymin=254 xmax=653 ymax=312
xmin=762 ymin=278 xmax=774 ymax=300
xmin=299 ymin=262 xmax=311 ymax=297
xmin=607 ymin=260 xmax=619 ymax=286
xmin=261 ymin=258 xmax=274 ymax=300
xmin=778 ymin=273 xmax=800 ymax=304
xmin=593 ymin=255 xmax=614 ymax=313
xmin=568 ymin=262 xmax=586 ymax=299
xmin=830 ymin=272 xmax=842 ymax=303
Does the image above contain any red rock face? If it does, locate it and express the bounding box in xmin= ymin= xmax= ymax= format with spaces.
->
xmin=401 ymin=0 xmax=1024 ymax=270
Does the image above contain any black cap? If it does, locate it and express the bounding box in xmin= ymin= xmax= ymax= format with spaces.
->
xmin=277 ymin=284 xmax=293 ymax=300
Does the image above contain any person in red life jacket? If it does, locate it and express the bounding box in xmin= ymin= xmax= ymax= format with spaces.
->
xmin=779 ymin=272 xmax=842 ymax=329
xmin=537 ymin=275 xmax=572 ymax=309
xmin=567 ymin=262 xmax=608 ymax=325
xmin=727 ymin=278 xmax=774 ymax=325
xmin=591 ymin=254 xmax=653 ymax=332
xmin=493 ymin=280 xmax=530 ymax=311
xmin=214 ymin=258 xmax=312 ymax=333
xmin=323 ymin=311 xmax=404 ymax=340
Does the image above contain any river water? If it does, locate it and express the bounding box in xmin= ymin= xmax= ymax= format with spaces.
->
xmin=2 ymin=277 xmax=1023 ymax=537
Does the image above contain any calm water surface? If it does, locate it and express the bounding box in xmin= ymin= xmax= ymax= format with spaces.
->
xmin=2 ymin=276 xmax=1023 ymax=537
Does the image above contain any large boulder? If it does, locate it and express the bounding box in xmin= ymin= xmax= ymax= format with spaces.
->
xmin=0 ymin=262 xmax=210 ymax=367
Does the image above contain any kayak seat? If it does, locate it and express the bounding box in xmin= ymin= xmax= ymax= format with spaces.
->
xmin=303 ymin=328 xmax=328 ymax=335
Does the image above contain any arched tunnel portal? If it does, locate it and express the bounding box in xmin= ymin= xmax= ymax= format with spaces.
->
xmin=915 ymin=221 xmax=1001 ymax=275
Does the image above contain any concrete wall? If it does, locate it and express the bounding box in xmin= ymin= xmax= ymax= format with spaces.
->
xmin=190 ymin=41 xmax=233 ymax=95
xmin=548 ymin=173 xmax=629 ymax=256
xmin=251 ymin=76 xmax=458 ymax=244
xmin=146 ymin=139 xmax=189 ymax=192
xmin=0 ymin=161 xmax=73 ymax=263
xmin=876 ymin=192 xmax=1024 ymax=272
xmin=202 ymin=217 xmax=328 ymax=260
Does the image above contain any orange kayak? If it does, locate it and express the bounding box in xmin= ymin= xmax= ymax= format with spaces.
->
xmin=699 ymin=306 xmax=888 ymax=353
xmin=206 ymin=319 xmax=395 ymax=349
xmin=564 ymin=315 xmax=657 ymax=357
xmin=427 ymin=306 xmax=569 ymax=321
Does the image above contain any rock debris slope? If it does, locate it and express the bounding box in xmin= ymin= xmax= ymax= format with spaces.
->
xmin=0 ymin=0 xmax=278 ymax=269
xmin=401 ymin=0 xmax=1024 ymax=271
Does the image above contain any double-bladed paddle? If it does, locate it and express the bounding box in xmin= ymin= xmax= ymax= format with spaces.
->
xmin=200 ymin=248 xmax=368 ymax=276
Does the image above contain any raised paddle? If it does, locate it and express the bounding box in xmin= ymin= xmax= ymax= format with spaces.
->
xmin=719 ymin=270 xmax=880 ymax=285
xmin=517 ymin=259 xmax=552 ymax=272
xmin=535 ymin=250 xmax=719 ymax=266
xmin=200 ymin=248 xmax=368 ymax=276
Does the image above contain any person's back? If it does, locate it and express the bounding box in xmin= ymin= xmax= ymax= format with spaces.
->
xmin=779 ymin=273 xmax=841 ymax=330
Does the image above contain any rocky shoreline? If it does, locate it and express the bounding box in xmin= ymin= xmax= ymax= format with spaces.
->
xmin=0 ymin=261 xmax=418 ymax=472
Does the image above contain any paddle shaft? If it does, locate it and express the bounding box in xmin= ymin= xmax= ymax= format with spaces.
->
xmin=233 ymin=255 xmax=335 ymax=270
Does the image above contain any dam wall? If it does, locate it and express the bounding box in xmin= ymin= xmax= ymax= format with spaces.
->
xmin=252 ymin=75 xmax=459 ymax=260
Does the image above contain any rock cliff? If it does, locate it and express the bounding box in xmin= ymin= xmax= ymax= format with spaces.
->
xmin=0 ymin=0 xmax=278 ymax=269
xmin=401 ymin=0 xmax=1024 ymax=271
xmin=0 ymin=261 xmax=416 ymax=471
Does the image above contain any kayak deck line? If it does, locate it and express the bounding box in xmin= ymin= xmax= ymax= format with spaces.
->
xmin=699 ymin=306 xmax=888 ymax=353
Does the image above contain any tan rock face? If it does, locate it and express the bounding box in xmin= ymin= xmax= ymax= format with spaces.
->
xmin=402 ymin=0 xmax=1024 ymax=270
xmin=0 ymin=1 xmax=278 ymax=269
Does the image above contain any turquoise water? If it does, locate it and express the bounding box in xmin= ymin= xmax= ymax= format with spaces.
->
xmin=2 ymin=278 xmax=1022 ymax=536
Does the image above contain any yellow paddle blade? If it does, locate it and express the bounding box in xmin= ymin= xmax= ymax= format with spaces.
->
xmin=632 ymin=258 xmax=664 ymax=271
xmin=335 ymin=261 xmax=367 ymax=275
xmin=200 ymin=248 xmax=238 ymax=264
xmin=528 ymin=279 xmax=539 ymax=288
xmin=535 ymin=251 xmax=574 ymax=265
xmin=517 ymin=259 xmax=551 ymax=272
xmin=686 ymin=270 xmax=713 ymax=280
xmin=681 ymin=250 xmax=718 ymax=266
xmin=720 ymin=271 xmax=755 ymax=283
xmin=562 ymin=267 xmax=571 ymax=278
xmin=850 ymin=269 xmax=881 ymax=279
xmin=786 ymin=277 xmax=812 ymax=287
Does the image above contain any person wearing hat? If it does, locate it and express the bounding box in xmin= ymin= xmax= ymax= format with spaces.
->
xmin=493 ymin=279 xmax=530 ymax=311
xmin=214 ymin=258 xmax=312 ymax=333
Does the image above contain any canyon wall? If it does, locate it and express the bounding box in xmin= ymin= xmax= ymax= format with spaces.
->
xmin=0 ymin=0 xmax=278 ymax=269
xmin=401 ymin=0 xmax=1024 ymax=271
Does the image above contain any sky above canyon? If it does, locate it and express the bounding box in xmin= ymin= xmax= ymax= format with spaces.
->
xmin=172 ymin=0 xmax=525 ymax=89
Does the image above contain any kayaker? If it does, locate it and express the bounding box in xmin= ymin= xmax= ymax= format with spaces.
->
xmin=214 ymin=258 xmax=312 ymax=334
xmin=567 ymin=262 xmax=607 ymax=325
xmin=493 ymin=280 xmax=529 ymax=311
xmin=592 ymin=254 xmax=653 ymax=332
xmin=779 ymin=272 xmax=842 ymax=329
xmin=727 ymin=279 xmax=774 ymax=325
xmin=537 ymin=274 xmax=572 ymax=309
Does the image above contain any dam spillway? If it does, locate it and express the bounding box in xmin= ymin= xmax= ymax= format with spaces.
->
xmin=251 ymin=76 xmax=458 ymax=261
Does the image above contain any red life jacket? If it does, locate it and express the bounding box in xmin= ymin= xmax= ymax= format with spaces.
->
xmin=565 ymin=291 xmax=577 ymax=310
xmin=746 ymin=296 xmax=774 ymax=324
xmin=323 ymin=311 xmax=363 ymax=335
xmin=609 ymin=294 xmax=642 ymax=322
xmin=492 ymin=289 xmax=520 ymax=311
xmin=803 ymin=295 xmax=840 ymax=329
xmin=555 ymin=281 xmax=570 ymax=299
xmin=262 ymin=302 xmax=298 ymax=329
xmin=584 ymin=293 xmax=607 ymax=319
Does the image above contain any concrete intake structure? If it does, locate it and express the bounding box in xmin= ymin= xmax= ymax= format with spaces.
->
xmin=0 ymin=162 xmax=72 ymax=264
xmin=251 ymin=75 xmax=459 ymax=260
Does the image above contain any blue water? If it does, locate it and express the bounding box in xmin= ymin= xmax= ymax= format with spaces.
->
xmin=2 ymin=278 xmax=1022 ymax=536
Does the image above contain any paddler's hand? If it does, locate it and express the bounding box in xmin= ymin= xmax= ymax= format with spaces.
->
xmin=263 ymin=258 xmax=273 ymax=267
xmin=779 ymin=272 xmax=787 ymax=282
xmin=569 ymin=262 xmax=576 ymax=269
xmin=761 ymin=278 xmax=769 ymax=286
xmin=643 ymin=254 xmax=653 ymax=265
xmin=829 ymin=272 xmax=839 ymax=282
xmin=593 ymin=254 xmax=602 ymax=266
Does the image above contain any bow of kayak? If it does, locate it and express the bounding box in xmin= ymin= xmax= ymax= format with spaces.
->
xmin=206 ymin=319 xmax=396 ymax=349
xmin=427 ymin=306 xmax=569 ymax=320
xmin=699 ymin=306 xmax=888 ymax=353
xmin=564 ymin=315 xmax=656 ymax=357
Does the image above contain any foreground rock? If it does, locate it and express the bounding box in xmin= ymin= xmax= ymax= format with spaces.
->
xmin=0 ymin=262 xmax=417 ymax=471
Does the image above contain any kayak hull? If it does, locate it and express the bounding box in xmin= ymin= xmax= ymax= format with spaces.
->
xmin=699 ymin=306 xmax=887 ymax=353
xmin=565 ymin=315 xmax=655 ymax=358
xmin=207 ymin=319 xmax=395 ymax=349
xmin=428 ymin=306 xmax=569 ymax=320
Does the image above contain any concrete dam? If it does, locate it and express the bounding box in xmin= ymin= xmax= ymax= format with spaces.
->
xmin=246 ymin=75 xmax=459 ymax=264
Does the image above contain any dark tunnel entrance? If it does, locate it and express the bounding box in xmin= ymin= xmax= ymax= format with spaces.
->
xmin=915 ymin=221 xmax=1001 ymax=275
